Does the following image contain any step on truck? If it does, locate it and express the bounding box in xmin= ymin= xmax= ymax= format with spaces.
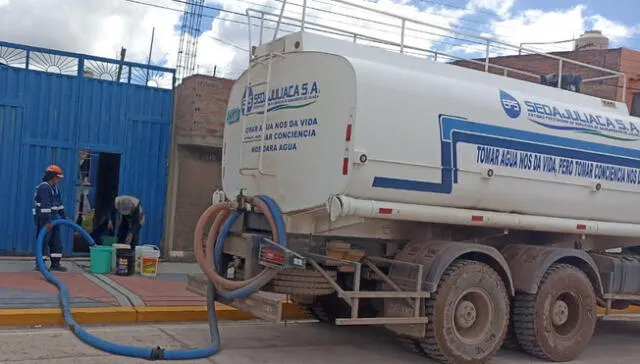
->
xmin=195 ymin=1 xmax=640 ymax=363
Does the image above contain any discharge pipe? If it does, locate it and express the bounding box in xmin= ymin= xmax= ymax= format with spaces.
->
xmin=36 ymin=194 xmax=286 ymax=360
xmin=193 ymin=195 xmax=286 ymax=297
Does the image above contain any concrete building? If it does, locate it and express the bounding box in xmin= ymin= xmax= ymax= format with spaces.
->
xmin=163 ymin=75 xmax=235 ymax=260
xmin=452 ymin=32 xmax=640 ymax=115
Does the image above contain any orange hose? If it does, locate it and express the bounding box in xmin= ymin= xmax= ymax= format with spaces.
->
xmin=194 ymin=196 xmax=280 ymax=292
xmin=193 ymin=203 xmax=230 ymax=288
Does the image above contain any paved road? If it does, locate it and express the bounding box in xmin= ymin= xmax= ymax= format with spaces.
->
xmin=1 ymin=320 xmax=639 ymax=363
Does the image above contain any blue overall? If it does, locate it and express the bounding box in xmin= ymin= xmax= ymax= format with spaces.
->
xmin=33 ymin=181 xmax=66 ymax=265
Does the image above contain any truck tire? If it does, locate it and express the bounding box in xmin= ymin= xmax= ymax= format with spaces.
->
xmin=291 ymin=295 xmax=334 ymax=323
xmin=513 ymin=263 xmax=596 ymax=362
xmin=397 ymin=335 xmax=427 ymax=356
xmin=270 ymin=268 xmax=338 ymax=296
xmin=501 ymin=317 xmax=521 ymax=351
xmin=420 ymin=260 xmax=510 ymax=363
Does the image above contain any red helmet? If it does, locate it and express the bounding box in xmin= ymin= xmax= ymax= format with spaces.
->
xmin=46 ymin=165 xmax=64 ymax=178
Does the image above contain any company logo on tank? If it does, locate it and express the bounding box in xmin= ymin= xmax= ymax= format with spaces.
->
xmin=237 ymin=80 xmax=320 ymax=117
xmin=499 ymin=89 xmax=640 ymax=142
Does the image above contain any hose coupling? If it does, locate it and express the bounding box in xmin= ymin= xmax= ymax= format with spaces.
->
xmin=150 ymin=346 xmax=165 ymax=360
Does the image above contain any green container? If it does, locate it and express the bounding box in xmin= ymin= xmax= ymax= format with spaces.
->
xmin=90 ymin=246 xmax=113 ymax=274
xmin=101 ymin=236 xmax=118 ymax=246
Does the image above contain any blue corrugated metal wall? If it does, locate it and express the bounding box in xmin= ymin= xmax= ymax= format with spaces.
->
xmin=0 ymin=41 xmax=175 ymax=255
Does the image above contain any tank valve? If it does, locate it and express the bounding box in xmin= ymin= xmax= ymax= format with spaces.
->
xmin=591 ymin=182 xmax=602 ymax=192
xmin=212 ymin=190 xmax=226 ymax=204
xmin=481 ymin=168 xmax=495 ymax=179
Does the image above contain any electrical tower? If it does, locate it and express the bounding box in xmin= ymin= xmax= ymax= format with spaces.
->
xmin=176 ymin=0 xmax=205 ymax=84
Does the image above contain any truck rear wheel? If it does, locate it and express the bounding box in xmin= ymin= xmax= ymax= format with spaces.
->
xmin=513 ymin=264 xmax=596 ymax=362
xmin=420 ymin=260 xmax=509 ymax=363
xmin=501 ymin=317 xmax=521 ymax=351
xmin=397 ymin=335 xmax=426 ymax=356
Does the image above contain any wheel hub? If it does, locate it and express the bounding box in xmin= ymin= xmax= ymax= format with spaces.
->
xmin=552 ymin=299 xmax=570 ymax=326
xmin=452 ymin=289 xmax=493 ymax=345
xmin=455 ymin=300 xmax=477 ymax=329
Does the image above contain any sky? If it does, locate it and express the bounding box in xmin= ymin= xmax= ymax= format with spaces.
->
xmin=0 ymin=0 xmax=638 ymax=82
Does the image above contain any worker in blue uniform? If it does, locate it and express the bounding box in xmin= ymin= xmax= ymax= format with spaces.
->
xmin=114 ymin=195 xmax=145 ymax=249
xmin=33 ymin=165 xmax=68 ymax=272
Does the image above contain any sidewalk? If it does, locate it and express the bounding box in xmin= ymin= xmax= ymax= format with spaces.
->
xmin=0 ymin=259 xmax=307 ymax=326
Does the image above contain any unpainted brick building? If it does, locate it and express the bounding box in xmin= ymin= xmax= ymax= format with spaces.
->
xmin=163 ymin=75 xmax=235 ymax=258
xmin=173 ymin=75 xmax=234 ymax=145
xmin=452 ymin=47 xmax=640 ymax=115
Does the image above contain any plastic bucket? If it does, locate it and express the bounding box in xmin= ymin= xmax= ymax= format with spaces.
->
xmin=115 ymin=249 xmax=135 ymax=276
xmin=141 ymin=255 xmax=160 ymax=277
xmin=111 ymin=243 xmax=131 ymax=272
xmin=135 ymin=245 xmax=160 ymax=274
xmin=90 ymin=246 xmax=113 ymax=274
xmin=101 ymin=236 xmax=117 ymax=246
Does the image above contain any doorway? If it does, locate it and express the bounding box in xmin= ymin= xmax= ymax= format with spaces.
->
xmin=631 ymin=92 xmax=640 ymax=117
xmin=73 ymin=150 xmax=121 ymax=254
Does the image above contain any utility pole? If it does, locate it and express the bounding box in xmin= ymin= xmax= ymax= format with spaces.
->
xmin=116 ymin=47 xmax=127 ymax=82
xmin=145 ymin=27 xmax=155 ymax=85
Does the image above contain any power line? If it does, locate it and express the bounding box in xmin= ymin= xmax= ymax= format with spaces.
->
xmin=268 ymin=0 xmax=582 ymax=55
xmin=122 ymin=0 xmax=640 ymax=74
xmin=124 ymin=0 xmax=496 ymax=54
xmin=129 ymin=0 xmax=601 ymax=59
xmin=209 ymin=36 xmax=250 ymax=52
xmin=122 ymin=0 xmax=635 ymax=99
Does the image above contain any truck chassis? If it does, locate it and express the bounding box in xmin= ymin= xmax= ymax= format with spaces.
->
xmin=187 ymin=198 xmax=640 ymax=364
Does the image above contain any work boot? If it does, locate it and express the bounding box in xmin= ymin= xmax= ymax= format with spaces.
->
xmin=49 ymin=259 xmax=68 ymax=272
xmin=49 ymin=264 xmax=68 ymax=272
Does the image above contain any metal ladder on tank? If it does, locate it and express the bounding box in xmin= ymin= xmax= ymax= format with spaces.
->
xmin=238 ymin=2 xmax=292 ymax=178
xmin=238 ymin=52 xmax=286 ymax=178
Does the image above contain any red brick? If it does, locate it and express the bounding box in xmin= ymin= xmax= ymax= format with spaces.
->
xmin=452 ymin=48 xmax=624 ymax=102
xmin=0 ymin=272 xmax=117 ymax=304
xmin=174 ymin=75 xmax=235 ymax=138
xmin=109 ymin=275 xmax=206 ymax=306
xmin=618 ymin=49 xmax=640 ymax=111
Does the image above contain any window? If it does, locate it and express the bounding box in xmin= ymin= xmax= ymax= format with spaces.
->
xmin=632 ymin=93 xmax=640 ymax=117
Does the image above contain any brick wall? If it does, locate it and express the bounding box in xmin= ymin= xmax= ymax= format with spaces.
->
xmin=618 ymin=48 xmax=640 ymax=112
xmin=172 ymin=145 xmax=223 ymax=252
xmin=452 ymin=48 xmax=623 ymax=101
xmin=174 ymin=74 xmax=235 ymax=141
xmin=166 ymin=75 xmax=234 ymax=256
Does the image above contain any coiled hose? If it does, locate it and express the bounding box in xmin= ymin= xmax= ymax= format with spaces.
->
xmin=193 ymin=195 xmax=286 ymax=298
xmin=36 ymin=194 xmax=285 ymax=360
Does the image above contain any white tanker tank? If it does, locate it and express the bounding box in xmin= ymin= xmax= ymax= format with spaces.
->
xmin=222 ymin=31 xmax=640 ymax=231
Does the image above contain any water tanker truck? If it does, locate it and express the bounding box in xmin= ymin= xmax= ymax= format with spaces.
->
xmin=189 ymin=1 xmax=640 ymax=363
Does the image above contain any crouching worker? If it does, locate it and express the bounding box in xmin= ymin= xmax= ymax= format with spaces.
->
xmin=114 ymin=195 xmax=145 ymax=249
xmin=33 ymin=165 xmax=68 ymax=272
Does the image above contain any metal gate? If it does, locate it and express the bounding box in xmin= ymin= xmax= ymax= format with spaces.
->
xmin=0 ymin=40 xmax=175 ymax=255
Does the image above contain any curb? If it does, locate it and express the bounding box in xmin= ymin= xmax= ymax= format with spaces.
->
xmin=2 ymin=303 xmax=639 ymax=327
xmin=0 ymin=302 xmax=310 ymax=327
xmin=596 ymin=305 xmax=640 ymax=314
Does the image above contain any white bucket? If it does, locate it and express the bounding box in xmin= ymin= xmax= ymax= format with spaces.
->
xmin=136 ymin=245 xmax=160 ymax=277
xmin=111 ymin=243 xmax=131 ymax=272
